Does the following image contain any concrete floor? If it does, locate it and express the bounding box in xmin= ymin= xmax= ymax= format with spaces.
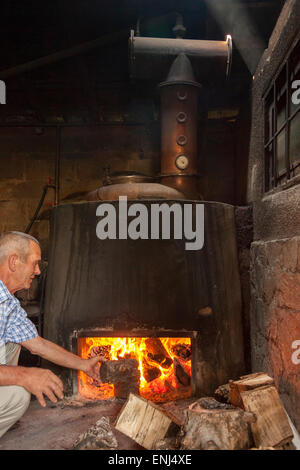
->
xmin=0 ymin=397 xmax=145 ymax=450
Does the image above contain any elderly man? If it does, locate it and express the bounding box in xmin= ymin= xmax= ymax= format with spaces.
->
xmin=0 ymin=231 xmax=103 ymax=438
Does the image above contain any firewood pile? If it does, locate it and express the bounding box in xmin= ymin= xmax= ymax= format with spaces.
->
xmin=73 ymin=372 xmax=297 ymax=451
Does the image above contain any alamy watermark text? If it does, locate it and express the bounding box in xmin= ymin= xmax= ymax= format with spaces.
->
xmin=96 ymin=196 xmax=204 ymax=251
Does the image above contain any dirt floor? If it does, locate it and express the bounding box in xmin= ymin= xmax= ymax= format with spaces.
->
xmin=0 ymin=396 xmax=145 ymax=450
xmin=2 ymin=395 xmax=298 ymax=451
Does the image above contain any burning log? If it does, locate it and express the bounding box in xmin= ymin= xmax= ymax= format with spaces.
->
xmin=171 ymin=344 xmax=191 ymax=361
xmin=173 ymin=357 xmax=191 ymax=386
xmin=142 ymin=357 xmax=161 ymax=383
xmin=100 ymin=358 xmax=140 ymax=399
xmin=145 ymin=338 xmax=172 ymax=369
xmin=114 ymin=381 xmax=140 ymax=399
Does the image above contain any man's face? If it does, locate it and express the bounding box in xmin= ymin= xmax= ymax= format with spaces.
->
xmin=15 ymin=241 xmax=41 ymax=290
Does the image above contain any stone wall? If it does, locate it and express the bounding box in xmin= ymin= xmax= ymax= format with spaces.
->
xmin=250 ymin=237 xmax=300 ymax=431
xmin=248 ymin=0 xmax=300 ymax=431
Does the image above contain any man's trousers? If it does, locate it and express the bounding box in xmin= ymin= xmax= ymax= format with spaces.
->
xmin=0 ymin=343 xmax=31 ymax=438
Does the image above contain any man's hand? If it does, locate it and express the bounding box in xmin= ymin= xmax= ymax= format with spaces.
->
xmin=82 ymin=355 xmax=107 ymax=382
xmin=20 ymin=367 xmax=64 ymax=407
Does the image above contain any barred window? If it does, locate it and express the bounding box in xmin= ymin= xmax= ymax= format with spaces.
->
xmin=264 ymin=37 xmax=300 ymax=191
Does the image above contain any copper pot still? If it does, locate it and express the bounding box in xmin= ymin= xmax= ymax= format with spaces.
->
xmin=86 ymin=23 xmax=232 ymax=202
xmin=86 ymin=170 xmax=186 ymax=201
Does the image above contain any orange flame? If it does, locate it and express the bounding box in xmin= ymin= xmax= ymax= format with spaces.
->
xmin=78 ymin=337 xmax=192 ymax=402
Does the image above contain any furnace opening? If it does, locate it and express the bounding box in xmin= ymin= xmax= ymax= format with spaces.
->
xmin=77 ymin=337 xmax=192 ymax=402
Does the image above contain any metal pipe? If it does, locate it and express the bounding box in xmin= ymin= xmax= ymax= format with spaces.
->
xmin=55 ymin=126 xmax=61 ymax=206
xmin=129 ymin=30 xmax=232 ymax=82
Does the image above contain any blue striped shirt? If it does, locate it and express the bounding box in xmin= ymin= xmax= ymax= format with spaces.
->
xmin=0 ymin=280 xmax=38 ymax=346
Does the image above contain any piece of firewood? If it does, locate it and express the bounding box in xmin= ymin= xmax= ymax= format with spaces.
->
xmin=171 ymin=344 xmax=191 ymax=361
xmin=173 ymin=357 xmax=191 ymax=386
xmin=181 ymin=402 xmax=254 ymax=450
xmin=142 ymin=357 xmax=161 ymax=383
xmin=73 ymin=416 xmax=118 ymax=450
xmin=189 ymin=397 xmax=236 ymax=411
xmin=114 ymin=393 xmax=180 ymax=450
xmin=145 ymin=338 xmax=173 ymax=369
xmin=99 ymin=358 xmax=140 ymax=399
xmin=114 ymin=381 xmax=140 ymax=399
xmin=100 ymin=358 xmax=140 ymax=383
xmin=240 ymin=385 xmax=293 ymax=448
xmin=89 ymin=345 xmax=111 ymax=360
xmin=229 ymin=372 xmax=274 ymax=408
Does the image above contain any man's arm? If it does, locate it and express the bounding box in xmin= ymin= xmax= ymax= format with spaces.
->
xmin=0 ymin=364 xmax=30 ymax=387
xmin=0 ymin=336 xmax=105 ymax=408
xmin=21 ymin=335 xmax=104 ymax=381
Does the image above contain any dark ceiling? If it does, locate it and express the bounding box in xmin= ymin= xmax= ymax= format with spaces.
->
xmin=0 ymin=0 xmax=284 ymax=73
xmin=0 ymin=0 xmax=285 ymax=125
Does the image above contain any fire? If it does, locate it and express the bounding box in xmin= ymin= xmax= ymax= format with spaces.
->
xmin=78 ymin=337 xmax=192 ymax=402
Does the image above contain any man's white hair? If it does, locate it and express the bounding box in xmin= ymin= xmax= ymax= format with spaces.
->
xmin=0 ymin=231 xmax=40 ymax=264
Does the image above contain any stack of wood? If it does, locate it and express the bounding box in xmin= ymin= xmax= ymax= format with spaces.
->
xmin=112 ymin=372 xmax=295 ymax=451
xmin=227 ymin=372 xmax=294 ymax=449
xmin=100 ymin=358 xmax=140 ymax=399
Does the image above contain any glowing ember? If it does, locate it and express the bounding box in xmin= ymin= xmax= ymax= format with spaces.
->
xmin=78 ymin=337 xmax=192 ymax=402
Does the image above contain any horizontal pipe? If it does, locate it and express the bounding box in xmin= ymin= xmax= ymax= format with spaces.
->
xmin=129 ymin=31 xmax=232 ymax=82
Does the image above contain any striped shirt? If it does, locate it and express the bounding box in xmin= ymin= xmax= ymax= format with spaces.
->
xmin=0 ymin=280 xmax=38 ymax=347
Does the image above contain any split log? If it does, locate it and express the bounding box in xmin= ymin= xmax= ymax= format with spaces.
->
xmin=100 ymin=358 xmax=140 ymax=399
xmin=100 ymin=358 xmax=140 ymax=383
xmin=161 ymin=399 xmax=196 ymax=426
xmin=173 ymin=357 xmax=191 ymax=386
xmin=142 ymin=357 xmax=161 ymax=383
xmin=114 ymin=393 xmax=181 ymax=450
xmin=229 ymin=372 xmax=274 ymax=408
xmin=181 ymin=400 xmax=254 ymax=450
xmin=171 ymin=344 xmax=191 ymax=361
xmin=114 ymin=381 xmax=140 ymax=399
xmin=145 ymin=338 xmax=173 ymax=369
xmin=240 ymin=385 xmax=293 ymax=448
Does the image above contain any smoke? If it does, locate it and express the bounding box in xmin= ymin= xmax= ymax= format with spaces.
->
xmin=205 ymin=0 xmax=266 ymax=75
